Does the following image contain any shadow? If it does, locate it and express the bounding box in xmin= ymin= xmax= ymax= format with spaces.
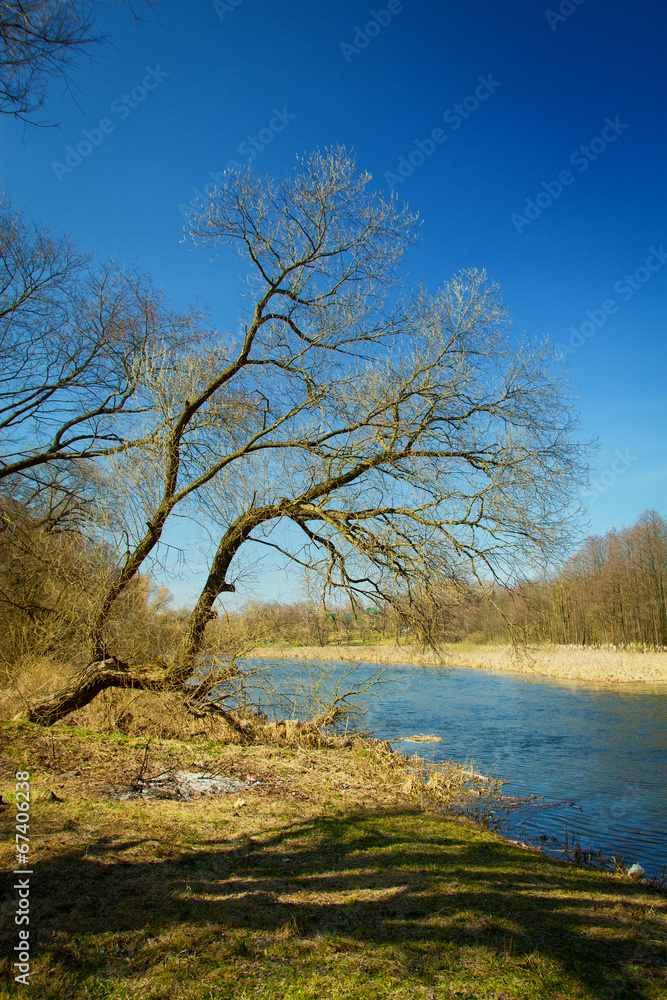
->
xmin=1 ymin=805 xmax=666 ymax=997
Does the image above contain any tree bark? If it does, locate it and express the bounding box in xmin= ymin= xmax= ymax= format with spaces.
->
xmin=169 ymin=505 xmax=278 ymax=682
xmin=23 ymin=657 xmax=169 ymax=726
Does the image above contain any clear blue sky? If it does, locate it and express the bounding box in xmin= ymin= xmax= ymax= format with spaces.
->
xmin=1 ymin=0 xmax=665 ymax=606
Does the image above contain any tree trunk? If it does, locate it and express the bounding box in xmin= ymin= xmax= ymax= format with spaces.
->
xmin=169 ymin=506 xmax=276 ymax=682
xmin=23 ymin=657 xmax=169 ymax=726
xmin=25 ymin=507 xmax=279 ymax=726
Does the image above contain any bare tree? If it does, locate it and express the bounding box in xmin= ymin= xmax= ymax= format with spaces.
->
xmin=0 ymin=202 xmax=202 ymax=481
xmin=0 ymin=1 xmax=156 ymax=123
xmin=25 ymin=149 xmax=587 ymax=725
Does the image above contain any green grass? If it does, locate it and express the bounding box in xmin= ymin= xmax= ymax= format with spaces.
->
xmin=1 ymin=723 xmax=666 ymax=999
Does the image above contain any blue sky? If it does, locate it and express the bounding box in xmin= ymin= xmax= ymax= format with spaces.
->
xmin=1 ymin=0 xmax=665 ymax=606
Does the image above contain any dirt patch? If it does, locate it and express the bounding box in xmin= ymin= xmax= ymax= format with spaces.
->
xmin=0 ymin=722 xmax=408 ymax=814
xmin=117 ymin=770 xmax=254 ymax=801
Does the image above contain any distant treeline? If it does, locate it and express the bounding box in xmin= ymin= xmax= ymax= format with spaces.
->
xmin=507 ymin=509 xmax=667 ymax=649
xmin=219 ymin=510 xmax=667 ymax=651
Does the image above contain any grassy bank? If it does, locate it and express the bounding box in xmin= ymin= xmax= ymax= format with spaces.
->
xmin=1 ymin=722 xmax=666 ymax=999
xmin=252 ymin=641 xmax=667 ymax=685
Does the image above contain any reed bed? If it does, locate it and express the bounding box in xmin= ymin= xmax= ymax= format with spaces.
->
xmin=254 ymin=641 xmax=667 ymax=685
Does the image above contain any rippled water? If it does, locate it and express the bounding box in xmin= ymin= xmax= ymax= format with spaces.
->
xmin=242 ymin=657 xmax=667 ymax=876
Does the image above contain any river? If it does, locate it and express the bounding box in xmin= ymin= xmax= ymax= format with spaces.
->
xmin=242 ymin=656 xmax=667 ymax=878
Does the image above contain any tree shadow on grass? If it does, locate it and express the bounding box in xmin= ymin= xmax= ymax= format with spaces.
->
xmin=1 ymin=805 xmax=666 ymax=998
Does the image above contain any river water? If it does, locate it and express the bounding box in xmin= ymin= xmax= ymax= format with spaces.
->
xmin=242 ymin=656 xmax=667 ymax=877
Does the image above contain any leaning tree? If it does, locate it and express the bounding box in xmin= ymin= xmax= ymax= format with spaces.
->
xmin=25 ymin=148 xmax=586 ymax=725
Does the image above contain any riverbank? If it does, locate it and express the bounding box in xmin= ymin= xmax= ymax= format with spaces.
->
xmin=1 ymin=721 xmax=666 ymax=999
xmin=252 ymin=641 xmax=667 ymax=685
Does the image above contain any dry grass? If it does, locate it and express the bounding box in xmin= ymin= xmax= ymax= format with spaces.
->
xmin=0 ymin=656 xmax=231 ymax=739
xmin=254 ymin=641 xmax=667 ymax=685
xmin=443 ymin=643 xmax=667 ymax=685
xmin=254 ymin=641 xmax=450 ymax=667
xmin=0 ymin=655 xmax=76 ymax=720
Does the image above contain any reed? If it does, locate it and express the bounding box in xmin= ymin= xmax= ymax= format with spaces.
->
xmin=252 ymin=641 xmax=667 ymax=684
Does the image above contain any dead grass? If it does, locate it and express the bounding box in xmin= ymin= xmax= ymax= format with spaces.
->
xmin=254 ymin=641 xmax=667 ymax=685
xmin=1 ymin=722 xmax=666 ymax=999
xmin=255 ymin=641 xmax=448 ymax=668
xmin=0 ymin=655 xmax=77 ymax=721
xmin=444 ymin=643 xmax=667 ymax=685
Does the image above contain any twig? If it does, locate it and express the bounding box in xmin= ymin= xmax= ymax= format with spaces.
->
xmin=132 ymin=739 xmax=152 ymax=788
